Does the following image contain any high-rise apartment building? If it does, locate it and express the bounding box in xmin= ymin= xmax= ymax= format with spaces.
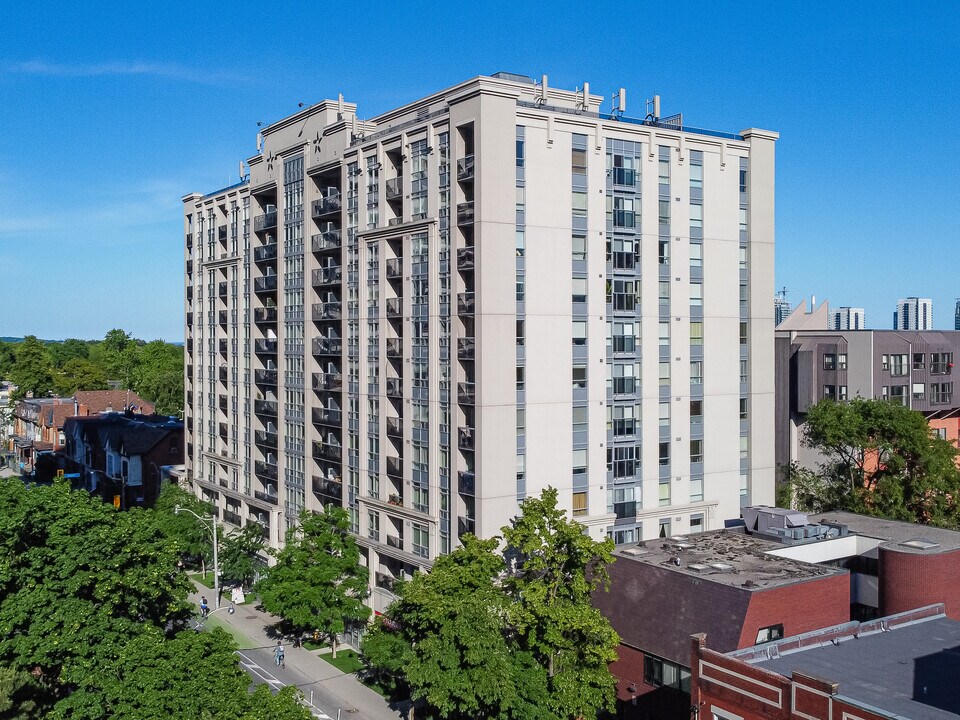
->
xmin=894 ymin=297 xmax=932 ymax=330
xmin=774 ymin=297 xmax=792 ymax=326
xmin=182 ymin=73 xmax=777 ymax=609
xmin=954 ymin=299 xmax=959 ymax=331
xmin=831 ymin=306 xmax=865 ymax=330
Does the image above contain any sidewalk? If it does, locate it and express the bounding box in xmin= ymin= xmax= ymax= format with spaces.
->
xmin=189 ymin=582 xmax=406 ymax=720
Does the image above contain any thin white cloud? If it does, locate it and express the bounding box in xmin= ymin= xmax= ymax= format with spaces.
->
xmin=10 ymin=60 xmax=246 ymax=86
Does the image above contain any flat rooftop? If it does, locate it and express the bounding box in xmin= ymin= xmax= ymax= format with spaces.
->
xmin=612 ymin=529 xmax=842 ymax=590
xmin=811 ymin=512 xmax=960 ymax=554
xmin=757 ymin=615 xmax=960 ymax=719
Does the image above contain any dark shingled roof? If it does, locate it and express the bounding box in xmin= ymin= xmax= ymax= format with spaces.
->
xmin=757 ymin=615 xmax=960 ymax=719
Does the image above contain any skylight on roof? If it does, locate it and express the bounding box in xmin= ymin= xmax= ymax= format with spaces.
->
xmin=899 ymin=538 xmax=939 ymax=550
xmin=710 ymin=562 xmax=734 ymax=571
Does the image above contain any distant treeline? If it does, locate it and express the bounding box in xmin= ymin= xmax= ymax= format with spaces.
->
xmin=0 ymin=330 xmax=183 ymax=416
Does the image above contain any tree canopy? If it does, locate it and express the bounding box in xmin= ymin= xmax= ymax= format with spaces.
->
xmin=0 ymin=478 xmax=313 ymax=718
xmin=785 ymin=398 xmax=960 ymax=527
xmin=361 ymin=487 xmax=619 ymax=720
xmin=257 ymin=508 xmax=370 ymax=657
xmin=0 ymin=331 xmax=183 ymax=415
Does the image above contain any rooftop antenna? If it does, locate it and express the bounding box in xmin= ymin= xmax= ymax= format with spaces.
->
xmin=776 ymin=286 xmax=790 ymax=301
xmin=576 ymin=82 xmax=590 ymax=112
xmin=256 ymin=132 xmax=263 ymax=152
xmin=535 ymin=74 xmax=548 ymax=106
xmin=610 ymin=87 xmax=626 ymax=119
xmin=338 ymin=93 xmax=345 ymax=120
xmin=645 ymin=95 xmax=661 ymax=122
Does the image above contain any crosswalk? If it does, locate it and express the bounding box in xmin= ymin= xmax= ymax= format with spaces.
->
xmin=234 ymin=651 xmax=332 ymax=719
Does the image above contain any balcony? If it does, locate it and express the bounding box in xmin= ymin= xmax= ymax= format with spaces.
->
xmin=219 ymin=367 xmax=228 ymax=383
xmin=386 ymin=297 xmax=403 ymax=319
xmin=254 ymin=399 xmax=278 ymax=416
xmin=255 ymin=369 xmax=277 ymax=385
xmin=255 ymin=429 xmax=278 ymax=448
xmin=254 ymin=338 xmax=277 ymax=354
xmin=254 ymin=211 xmax=277 ymax=233
xmin=254 ymin=490 xmax=279 ymax=505
xmin=254 ymin=243 xmax=277 ymax=262
xmin=386 ymin=377 xmax=402 ymax=399
xmin=457 ymin=201 xmax=475 ymax=226
xmin=457 ymin=292 xmax=475 ymax=315
xmin=311 ymin=229 xmax=342 ymax=253
xmin=186 ymin=260 xmax=193 ymax=275
xmin=386 ymin=416 xmax=403 ymax=438
xmin=458 ymin=382 xmax=475 ymax=405
xmin=457 ymin=337 xmax=475 ymax=360
xmin=218 ymin=310 xmax=228 ymax=326
xmin=186 ymin=312 xmax=193 ymax=327
xmin=386 ymin=534 xmax=403 ymax=549
xmin=386 ymin=337 xmax=402 ymax=359
xmin=186 ymin=232 xmax=193 ymax=248
xmin=311 ymin=193 xmax=342 ymax=219
xmin=458 ymin=517 xmax=476 ymax=536
xmin=458 ymin=427 xmax=475 ymax=451
xmin=311 ymin=265 xmax=342 ymax=288
xmin=254 ymin=306 xmax=277 ymax=323
xmin=186 ymin=339 xmax=193 ymax=353
xmin=312 ymin=302 xmax=342 ymax=322
xmin=223 ymin=509 xmax=242 ymax=527
xmin=218 ymin=282 xmax=228 ymax=299
xmin=457 ymin=154 xmax=475 ymax=181
xmin=385 ymin=177 xmax=402 ymax=201
xmin=254 ymin=275 xmax=278 ymax=293
xmin=312 ymin=406 xmax=342 ymax=427
xmin=218 ymin=226 xmax=228 ymax=242
xmin=458 ymin=471 xmax=476 ymax=496
xmin=386 ymin=455 xmax=402 ymax=479
xmin=218 ymin=339 xmax=228 ymax=354
xmin=385 ymin=258 xmax=402 ymax=279
xmin=312 ymin=336 xmax=342 ymax=356
xmin=387 ymin=493 xmax=403 ymax=507
xmin=312 ymin=441 xmax=342 ymax=462
xmin=312 ymin=475 xmax=343 ymax=505
xmin=457 ymin=247 xmax=474 ymax=272
xmin=218 ymin=421 xmax=228 ymax=437
xmin=254 ymin=461 xmax=278 ymax=481
xmin=312 ymin=372 xmax=343 ymax=392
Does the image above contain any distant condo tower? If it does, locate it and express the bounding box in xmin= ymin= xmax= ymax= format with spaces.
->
xmin=831 ymin=306 xmax=865 ymax=330
xmin=181 ymin=72 xmax=778 ymax=609
xmin=893 ymin=297 xmax=932 ymax=330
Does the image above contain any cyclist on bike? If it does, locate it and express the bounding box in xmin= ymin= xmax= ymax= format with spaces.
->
xmin=274 ymin=640 xmax=285 ymax=668
xmin=199 ymin=596 xmax=209 ymax=619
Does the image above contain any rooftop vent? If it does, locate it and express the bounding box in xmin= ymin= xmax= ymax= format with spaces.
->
xmin=710 ymin=562 xmax=734 ymax=571
xmin=688 ymin=563 xmax=710 ymax=573
xmin=620 ymin=547 xmax=648 ymax=557
xmin=899 ymin=538 xmax=940 ymax=550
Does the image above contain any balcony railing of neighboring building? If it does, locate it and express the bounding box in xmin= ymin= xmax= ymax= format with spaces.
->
xmin=457 ymin=154 xmax=475 ymax=182
xmin=255 ymin=429 xmax=278 ymax=448
xmin=457 ymin=292 xmax=475 ymax=315
xmin=456 ymin=247 xmax=474 ymax=271
xmin=312 ymin=475 xmax=343 ymax=505
xmin=311 ymin=192 xmax=342 ymax=219
xmin=312 ymin=441 xmax=342 ymax=462
xmin=385 ymin=378 xmax=402 ymax=399
xmin=458 ymin=516 xmax=476 ymax=536
xmin=312 ymin=302 xmax=343 ymax=322
xmin=254 ymin=275 xmax=278 ymax=293
xmin=254 ymin=461 xmax=278 ymax=481
xmin=458 ymin=427 xmax=475 ymax=451
xmin=457 ymin=382 xmax=475 ymax=405
xmin=386 ymin=534 xmax=403 ymax=549
xmin=311 ymin=229 xmax=342 ymax=253
xmin=457 ymin=337 xmax=475 ymax=360
xmin=254 ymin=490 xmax=279 ymax=505
xmin=312 ymin=336 xmax=342 ymax=356
xmin=255 ymin=369 xmax=277 ymax=385
xmin=612 ymin=166 xmax=637 ymax=187
xmin=312 ymin=372 xmax=342 ymax=392
xmin=223 ymin=509 xmax=242 ymax=526
xmin=254 ymin=338 xmax=277 ymax=354
xmin=254 ymin=306 xmax=278 ymax=323
xmin=385 ymin=177 xmax=403 ymax=201
xmin=458 ymin=470 xmax=476 ymax=496
xmin=254 ymin=210 xmax=277 ymax=233
xmin=386 ymin=416 xmax=403 ymax=438
xmin=312 ymin=265 xmax=342 ymax=287
xmin=385 ymin=298 xmax=403 ymax=319
xmin=254 ymin=242 xmax=278 ymax=262
xmin=385 ymin=337 xmax=402 ymax=359
xmin=385 ymin=258 xmax=403 ymax=280
xmin=386 ymin=455 xmax=402 ymax=479
xmin=312 ymin=406 xmax=342 ymax=427
xmin=457 ymin=201 xmax=475 ymax=226
xmin=254 ymin=399 xmax=278 ymax=416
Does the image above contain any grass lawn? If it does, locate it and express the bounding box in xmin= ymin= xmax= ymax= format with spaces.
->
xmin=190 ymin=571 xmax=215 ymax=589
xmin=317 ymin=649 xmax=364 ymax=674
xmin=204 ymin=615 xmax=257 ymax=650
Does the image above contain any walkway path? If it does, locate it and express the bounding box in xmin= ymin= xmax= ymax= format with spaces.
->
xmin=189 ymin=583 xmax=407 ymax=720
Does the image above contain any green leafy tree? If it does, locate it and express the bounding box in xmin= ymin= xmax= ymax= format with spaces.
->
xmin=93 ymin=329 xmax=141 ymax=388
xmin=132 ymin=340 xmax=184 ymax=415
xmin=257 ymin=508 xmax=370 ymax=657
xmin=150 ymin=483 xmax=215 ymax=570
xmin=0 ymin=343 xmax=17 ymax=379
xmin=798 ymin=398 xmax=960 ymax=526
xmin=219 ymin=522 xmax=266 ymax=589
xmin=363 ymin=489 xmax=619 ymax=720
xmin=362 ymin=536 xmax=551 ymax=720
xmin=0 ymin=666 xmax=41 ymax=719
xmin=9 ymin=337 xmax=53 ymax=398
xmin=501 ymin=487 xmax=620 ymax=719
xmin=47 ymin=339 xmax=90 ymax=369
xmin=53 ymin=358 xmax=108 ymax=396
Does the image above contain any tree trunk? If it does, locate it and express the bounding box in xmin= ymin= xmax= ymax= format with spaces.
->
xmin=331 ymin=634 xmax=338 ymax=659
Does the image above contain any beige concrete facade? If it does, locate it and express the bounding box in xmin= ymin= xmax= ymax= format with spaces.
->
xmin=183 ymin=73 xmax=777 ymax=609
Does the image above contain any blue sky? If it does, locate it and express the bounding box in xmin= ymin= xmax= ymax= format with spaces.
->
xmin=1 ymin=0 xmax=958 ymax=340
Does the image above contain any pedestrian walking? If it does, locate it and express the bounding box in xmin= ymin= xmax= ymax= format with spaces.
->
xmin=274 ymin=640 xmax=285 ymax=669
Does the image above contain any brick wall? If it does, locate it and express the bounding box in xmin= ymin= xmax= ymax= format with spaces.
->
xmin=880 ymin=547 xmax=960 ymax=619
xmin=738 ymin=573 xmax=850 ymax=648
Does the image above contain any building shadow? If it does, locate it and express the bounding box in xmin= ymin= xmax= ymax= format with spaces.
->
xmin=913 ymin=645 xmax=960 ymax=715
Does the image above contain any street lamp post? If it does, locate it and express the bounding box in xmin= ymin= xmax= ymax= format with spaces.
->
xmin=175 ymin=505 xmax=220 ymax=609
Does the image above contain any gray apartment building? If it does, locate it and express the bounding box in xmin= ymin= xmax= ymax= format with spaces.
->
xmin=182 ymin=73 xmax=777 ymax=609
xmin=775 ymin=302 xmax=958 ymax=472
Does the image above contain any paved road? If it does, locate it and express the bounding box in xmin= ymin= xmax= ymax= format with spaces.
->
xmin=233 ymin=646 xmax=341 ymax=719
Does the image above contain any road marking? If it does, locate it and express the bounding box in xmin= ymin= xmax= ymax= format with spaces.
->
xmin=234 ymin=651 xmax=332 ymax=718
